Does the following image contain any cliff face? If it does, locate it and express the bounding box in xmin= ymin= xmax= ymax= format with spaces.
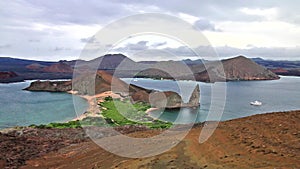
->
xmin=186 ymin=84 xmax=200 ymax=107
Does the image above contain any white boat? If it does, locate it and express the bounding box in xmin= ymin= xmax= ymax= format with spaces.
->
xmin=250 ymin=100 xmax=262 ymax=106
xmin=133 ymin=78 xmax=138 ymax=82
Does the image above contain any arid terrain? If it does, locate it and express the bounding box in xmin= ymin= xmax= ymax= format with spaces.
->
xmin=0 ymin=110 xmax=299 ymax=169
xmin=0 ymin=55 xmax=282 ymax=83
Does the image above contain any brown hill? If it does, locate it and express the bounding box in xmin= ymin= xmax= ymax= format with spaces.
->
xmin=194 ymin=56 xmax=279 ymax=82
xmin=72 ymin=70 xmax=143 ymax=96
xmin=128 ymin=56 xmax=278 ymax=82
xmin=25 ymin=63 xmax=46 ymax=71
xmin=43 ymin=62 xmax=73 ymax=73
xmin=0 ymin=71 xmax=18 ymax=79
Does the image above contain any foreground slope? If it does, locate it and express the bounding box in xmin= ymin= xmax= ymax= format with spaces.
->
xmin=3 ymin=110 xmax=296 ymax=169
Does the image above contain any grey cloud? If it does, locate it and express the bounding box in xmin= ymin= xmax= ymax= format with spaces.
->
xmin=0 ymin=0 xmax=299 ymax=61
xmin=53 ymin=47 xmax=71 ymax=51
xmin=0 ymin=44 xmax=11 ymax=49
xmin=80 ymin=36 xmax=100 ymax=44
xmin=115 ymin=41 xmax=149 ymax=52
xmin=115 ymin=0 xmax=300 ymax=24
xmin=130 ymin=41 xmax=148 ymax=50
xmin=151 ymin=42 xmax=167 ymax=47
xmin=28 ymin=39 xmax=40 ymax=43
xmin=193 ymin=19 xmax=221 ymax=32
xmin=113 ymin=40 xmax=300 ymax=60
xmin=17 ymin=0 xmax=147 ymax=25
xmin=212 ymin=46 xmax=300 ymax=60
xmin=137 ymin=45 xmax=300 ymax=60
xmin=164 ymin=46 xmax=196 ymax=57
xmin=3 ymin=0 xmax=299 ymax=28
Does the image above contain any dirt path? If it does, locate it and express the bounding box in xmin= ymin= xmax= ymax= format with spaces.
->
xmin=18 ymin=111 xmax=300 ymax=169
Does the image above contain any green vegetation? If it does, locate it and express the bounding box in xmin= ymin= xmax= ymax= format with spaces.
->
xmin=30 ymin=96 xmax=172 ymax=129
xmin=29 ymin=116 xmax=108 ymax=129
xmin=100 ymin=97 xmax=172 ymax=129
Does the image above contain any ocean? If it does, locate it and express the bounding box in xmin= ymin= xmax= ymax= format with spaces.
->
xmin=0 ymin=76 xmax=299 ymax=129
xmin=0 ymin=81 xmax=88 ymax=129
xmin=123 ymin=76 xmax=300 ymax=124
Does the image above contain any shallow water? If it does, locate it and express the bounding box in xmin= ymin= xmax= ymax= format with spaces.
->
xmin=0 ymin=81 xmax=88 ymax=129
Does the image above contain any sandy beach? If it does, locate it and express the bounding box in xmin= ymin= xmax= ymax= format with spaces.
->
xmin=68 ymin=91 xmax=122 ymax=121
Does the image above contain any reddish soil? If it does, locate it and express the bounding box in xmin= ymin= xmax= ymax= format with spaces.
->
xmin=1 ymin=111 xmax=299 ymax=169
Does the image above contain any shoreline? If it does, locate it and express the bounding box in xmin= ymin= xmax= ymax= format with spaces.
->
xmin=68 ymin=91 xmax=122 ymax=121
xmin=70 ymin=91 xmax=166 ymax=123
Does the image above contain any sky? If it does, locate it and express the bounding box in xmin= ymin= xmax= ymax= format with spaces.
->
xmin=0 ymin=0 xmax=299 ymax=61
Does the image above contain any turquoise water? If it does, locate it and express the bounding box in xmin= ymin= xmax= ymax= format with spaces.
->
xmin=0 ymin=81 xmax=88 ymax=129
xmin=123 ymin=76 xmax=300 ymax=124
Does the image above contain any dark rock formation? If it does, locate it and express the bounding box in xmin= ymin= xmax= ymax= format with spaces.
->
xmin=24 ymin=80 xmax=72 ymax=92
xmin=132 ymin=84 xmax=200 ymax=109
xmin=186 ymin=84 xmax=200 ymax=107
xmin=149 ymin=91 xmax=183 ymax=108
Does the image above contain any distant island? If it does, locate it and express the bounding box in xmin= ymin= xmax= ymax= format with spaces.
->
xmin=0 ymin=54 xmax=287 ymax=83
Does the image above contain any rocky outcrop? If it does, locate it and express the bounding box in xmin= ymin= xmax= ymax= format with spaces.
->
xmin=131 ymin=84 xmax=200 ymax=109
xmin=24 ymin=80 xmax=72 ymax=92
xmin=186 ymin=84 xmax=200 ymax=107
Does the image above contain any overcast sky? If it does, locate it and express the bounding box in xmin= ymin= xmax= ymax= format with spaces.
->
xmin=0 ymin=0 xmax=299 ymax=61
